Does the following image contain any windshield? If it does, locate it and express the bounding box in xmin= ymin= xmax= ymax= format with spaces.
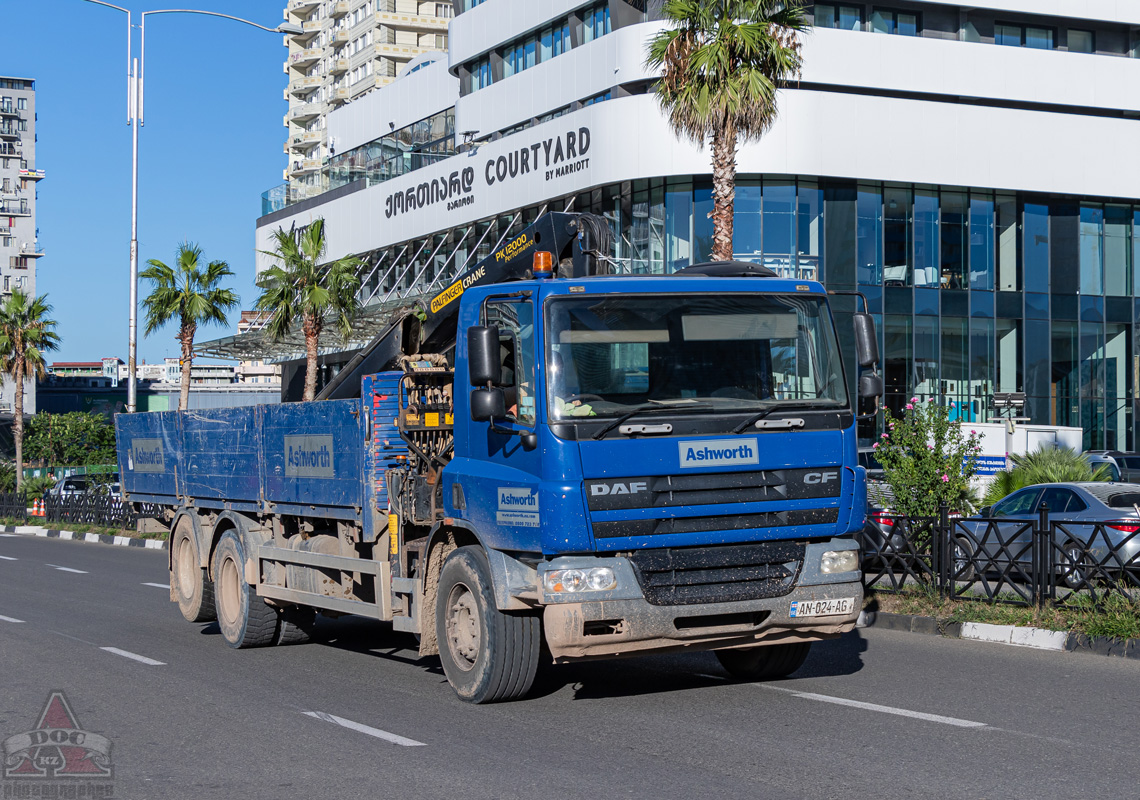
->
xmin=545 ymin=293 xmax=847 ymax=419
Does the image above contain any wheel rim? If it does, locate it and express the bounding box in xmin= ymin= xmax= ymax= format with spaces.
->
xmin=1065 ymin=548 xmax=1084 ymax=586
xmin=445 ymin=582 xmax=480 ymax=672
xmin=953 ymin=541 xmax=969 ymax=575
xmin=176 ymin=535 xmax=195 ymax=600
xmin=218 ymin=555 xmax=242 ymax=627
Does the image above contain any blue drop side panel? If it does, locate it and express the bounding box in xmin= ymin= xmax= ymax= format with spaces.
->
xmin=115 ymin=410 xmax=181 ymax=502
xmin=261 ymin=398 xmax=364 ymax=510
xmin=180 ymin=407 xmax=261 ymax=503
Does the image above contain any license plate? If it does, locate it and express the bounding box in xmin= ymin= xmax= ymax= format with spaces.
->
xmin=789 ymin=597 xmax=857 ymax=618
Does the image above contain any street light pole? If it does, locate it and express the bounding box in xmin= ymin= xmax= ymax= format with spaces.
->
xmin=80 ymin=2 xmax=303 ymax=412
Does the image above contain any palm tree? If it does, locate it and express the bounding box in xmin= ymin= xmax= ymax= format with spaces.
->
xmin=0 ymin=291 xmax=61 ymax=491
xmin=647 ymin=0 xmax=808 ymax=262
xmin=982 ymin=446 xmax=1111 ymax=507
xmin=255 ymin=219 xmax=361 ymax=401
xmin=141 ymin=242 xmax=239 ymax=411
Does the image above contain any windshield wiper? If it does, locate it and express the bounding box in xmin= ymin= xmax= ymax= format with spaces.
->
xmin=732 ymin=404 xmax=778 ymax=435
xmin=731 ymin=400 xmax=845 ymax=434
xmin=591 ymin=401 xmax=711 ymax=440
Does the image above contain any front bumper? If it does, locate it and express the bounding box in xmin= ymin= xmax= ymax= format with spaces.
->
xmin=540 ymin=540 xmax=862 ymax=662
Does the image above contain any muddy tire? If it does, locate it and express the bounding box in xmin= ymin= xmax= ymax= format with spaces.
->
xmin=716 ymin=642 xmax=812 ymax=681
xmin=275 ymin=606 xmax=317 ymax=646
xmin=435 ymin=546 xmax=540 ymax=703
xmin=212 ymin=531 xmax=277 ymax=649
xmin=172 ymin=516 xmax=215 ymax=623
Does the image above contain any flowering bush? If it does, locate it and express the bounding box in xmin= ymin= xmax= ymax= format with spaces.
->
xmin=872 ymin=398 xmax=982 ymax=517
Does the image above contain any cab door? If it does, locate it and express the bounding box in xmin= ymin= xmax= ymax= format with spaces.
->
xmin=463 ymin=296 xmax=543 ymax=550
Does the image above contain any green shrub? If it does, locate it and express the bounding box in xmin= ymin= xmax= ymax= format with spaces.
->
xmin=873 ymin=398 xmax=982 ymax=517
xmin=22 ymin=474 xmax=56 ymax=501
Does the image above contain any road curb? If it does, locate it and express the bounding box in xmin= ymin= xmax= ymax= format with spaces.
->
xmin=0 ymin=525 xmax=167 ymax=550
xmin=859 ymin=610 xmax=1140 ymax=660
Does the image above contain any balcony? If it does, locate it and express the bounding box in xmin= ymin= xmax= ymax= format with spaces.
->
xmin=330 ymin=87 xmax=351 ymax=105
xmin=287 ymin=0 xmax=320 ymax=17
xmin=0 ymin=203 xmax=30 ymax=216
xmin=372 ymin=42 xmax=431 ymax=61
xmin=288 ymin=75 xmax=323 ymax=97
xmin=17 ymin=168 xmax=44 ymax=181
xmin=288 ymin=48 xmax=322 ymax=68
xmin=0 ymin=226 xmax=9 ymax=236
xmin=289 ymin=158 xmax=322 ymax=176
xmin=287 ymin=102 xmax=322 ymax=125
xmin=288 ymin=130 xmax=324 ymax=152
xmin=329 ymin=57 xmax=349 ymax=75
xmin=19 ymin=242 xmax=44 ymax=258
xmin=0 ymin=144 xmax=19 ymax=157
xmin=0 ymin=105 xmax=19 ymax=118
xmin=330 ymin=1 xmax=350 ymax=18
xmin=0 ymin=126 xmax=20 ymax=140
xmin=375 ymin=11 xmax=448 ymax=33
xmin=331 ymin=29 xmax=350 ymax=46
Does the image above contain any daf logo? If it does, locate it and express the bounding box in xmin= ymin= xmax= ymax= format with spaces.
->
xmin=590 ymin=481 xmax=649 ymax=496
xmin=804 ymin=471 xmax=839 ymax=485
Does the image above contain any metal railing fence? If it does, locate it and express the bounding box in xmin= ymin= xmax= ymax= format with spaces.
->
xmin=862 ymin=503 xmax=1140 ymax=609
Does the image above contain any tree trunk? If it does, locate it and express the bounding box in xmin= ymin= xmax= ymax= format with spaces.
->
xmin=710 ymin=119 xmax=738 ymax=263
xmin=302 ymin=314 xmax=321 ymax=402
xmin=13 ymin=355 xmax=23 ymax=493
xmin=179 ymin=317 xmax=196 ymax=411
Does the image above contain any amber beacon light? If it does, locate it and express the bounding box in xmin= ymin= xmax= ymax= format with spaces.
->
xmin=533 ymin=250 xmax=554 ymax=278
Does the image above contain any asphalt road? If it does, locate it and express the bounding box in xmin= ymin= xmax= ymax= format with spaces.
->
xmin=1 ymin=534 xmax=1138 ymax=800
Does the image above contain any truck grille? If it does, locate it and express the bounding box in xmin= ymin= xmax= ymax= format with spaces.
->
xmin=628 ymin=542 xmax=805 ymax=606
xmin=593 ymin=508 xmax=838 ymax=539
xmin=585 ymin=468 xmax=842 ymax=512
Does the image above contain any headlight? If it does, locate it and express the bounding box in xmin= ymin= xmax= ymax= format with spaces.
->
xmin=821 ymin=549 xmax=859 ymax=574
xmin=544 ymin=566 xmax=617 ymax=594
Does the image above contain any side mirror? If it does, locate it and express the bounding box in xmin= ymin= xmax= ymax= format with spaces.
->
xmin=854 ymin=313 xmax=879 ymax=368
xmin=978 ymin=506 xmax=993 ymax=518
xmin=470 ymin=387 xmax=506 ymax=422
xmin=467 ymin=325 xmax=500 ymax=386
xmin=520 ymin=432 xmax=538 ymax=451
xmin=859 ymin=373 xmax=884 ymax=399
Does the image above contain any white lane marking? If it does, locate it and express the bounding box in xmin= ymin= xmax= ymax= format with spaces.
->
xmin=758 ymin=684 xmax=988 ymax=729
xmin=302 ymin=711 xmax=426 ymax=747
xmin=99 ymin=647 xmax=165 ymax=666
xmin=0 ymin=555 xmax=17 ymax=561
xmin=142 ymin=582 xmax=170 ymax=589
xmin=45 ymin=564 xmax=88 ymax=574
xmin=0 ymin=614 xmax=26 ymax=623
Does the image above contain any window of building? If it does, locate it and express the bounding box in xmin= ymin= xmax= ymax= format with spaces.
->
xmin=540 ymin=21 xmax=571 ymax=61
xmin=436 ymin=3 xmax=452 ymax=17
xmin=870 ymin=8 xmax=919 ymax=36
xmin=997 ymin=23 xmax=1054 ymax=49
xmin=583 ymin=2 xmax=611 ymax=42
xmin=995 ymin=24 xmax=1021 ymax=47
xmin=503 ymin=35 xmax=537 ymax=78
xmin=469 ymin=56 xmax=492 ymax=92
xmin=1080 ymin=204 xmax=1104 ymax=294
xmin=583 ymin=91 xmax=611 ymax=106
xmin=1068 ymin=29 xmax=1094 ymax=53
xmin=460 ymin=0 xmax=487 ymax=11
xmin=16 ymin=98 xmax=25 ymax=110
xmin=814 ymin=5 xmax=862 ymax=31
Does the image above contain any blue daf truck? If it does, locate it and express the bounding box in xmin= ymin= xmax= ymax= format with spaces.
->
xmin=117 ymin=211 xmax=883 ymax=703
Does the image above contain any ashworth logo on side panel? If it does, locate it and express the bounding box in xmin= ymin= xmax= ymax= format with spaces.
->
xmin=285 ymin=435 xmax=335 ymax=478
xmin=678 ymin=439 xmax=760 ymax=468
xmin=128 ymin=438 xmax=164 ymax=473
xmin=497 ymin=487 xmax=539 ymax=528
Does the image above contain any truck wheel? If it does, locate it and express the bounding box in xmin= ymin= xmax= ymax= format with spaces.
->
xmin=435 ymin=546 xmax=540 ymax=703
xmin=716 ymin=642 xmax=812 ymax=681
xmin=212 ymin=531 xmax=277 ymax=649
xmin=276 ymin=606 xmax=317 ymax=646
xmin=172 ymin=516 xmax=215 ymax=623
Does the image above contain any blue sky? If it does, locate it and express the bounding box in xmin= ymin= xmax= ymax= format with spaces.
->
xmin=3 ymin=1 xmax=291 ymax=364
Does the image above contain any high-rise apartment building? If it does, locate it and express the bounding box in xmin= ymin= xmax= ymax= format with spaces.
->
xmin=280 ymin=0 xmax=452 ymax=204
xmin=0 ymin=75 xmax=43 ymax=415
